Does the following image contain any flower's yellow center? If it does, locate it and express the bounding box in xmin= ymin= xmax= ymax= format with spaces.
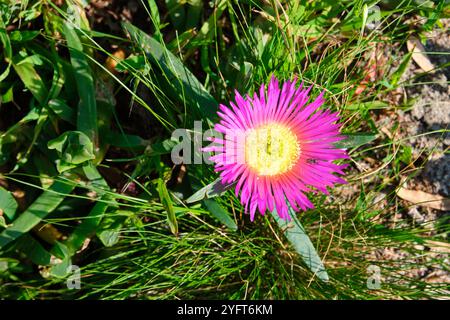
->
xmin=245 ymin=123 xmax=300 ymax=176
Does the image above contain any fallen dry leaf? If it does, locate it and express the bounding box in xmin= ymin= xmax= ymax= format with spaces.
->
xmin=396 ymin=187 xmax=450 ymax=211
xmin=406 ymin=36 xmax=435 ymax=73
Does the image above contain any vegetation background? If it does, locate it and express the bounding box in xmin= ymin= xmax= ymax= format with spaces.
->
xmin=0 ymin=0 xmax=449 ymax=299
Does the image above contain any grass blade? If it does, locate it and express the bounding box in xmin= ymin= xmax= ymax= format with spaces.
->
xmin=390 ymin=51 xmax=413 ymax=87
xmin=62 ymin=24 xmax=98 ymax=147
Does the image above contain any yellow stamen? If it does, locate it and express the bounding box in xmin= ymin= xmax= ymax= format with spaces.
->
xmin=245 ymin=123 xmax=300 ymax=176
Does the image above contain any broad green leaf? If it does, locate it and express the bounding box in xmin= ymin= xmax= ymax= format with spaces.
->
xmin=96 ymin=208 xmax=127 ymax=247
xmin=203 ymin=199 xmax=238 ymax=231
xmin=48 ymin=131 xmax=95 ymax=173
xmin=122 ymin=22 xmax=218 ymax=121
xmin=12 ymin=53 xmax=49 ymax=105
xmin=0 ymin=17 xmax=12 ymax=59
xmin=9 ymin=30 xmax=40 ymax=42
xmin=47 ymin=55 xmax=65 ymax=101
xmin=48 ymin=99 xmax=76 ymax=124
xmin=0 ymin=186 xmax=18 ymax=220
xmin=16 ymin=54 xmax=44 ymax=66
xmin=186 ymin=178 xmax=235 ymax=203
xmin=0 ymin=178 xmax=76 ymax=249
xmin=334 ymin=133 xmax=377 ymax=149
xmin=185 ymin=0 xmax=202 ymax=30
xmin=157 ymin=178 xmax=178 ymax=235
xmin=65 ymin=200 xmax=109 ymax=255
xmin=147 ymin=0 xmax=163 ymax=41
xmin=50 ymin=242 xmax=72 ymax=278
xmin=1 ymin=85 xmax=14 ymax=103
xmin=271 ymin=205 xmax=329 ymax=282
xmin=115 ymin=55 xmax=148 ymax=73
xmin=62 ymin=24 xmax=98 ymax=146
xmin=147 ymin=0 xmax=161 ymax=26
xmin=0 ymin=216 xmax=6 ymax=228
xmin=103 ymin=131 xmax=149 ymax=149
xmin=62 ymin=163 xmax=112 ymax=251
xmin=82 ymin=162 xmax=110 ymax=190
xmin=49 ymin=256 xmax=72 ymax=278
xmin=167 ymin=29 xmax=197 ymax=51
xmin=165 ymin=0 xmax=186 ymax=30
xmin=15 ymin=234 xmax=52 ymax=266
xmin=0 ymin=15 xmax=12 ymax=82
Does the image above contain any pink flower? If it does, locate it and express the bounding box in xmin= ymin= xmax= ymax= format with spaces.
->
xmin=203 ymin=76 xmax=348 ymax=221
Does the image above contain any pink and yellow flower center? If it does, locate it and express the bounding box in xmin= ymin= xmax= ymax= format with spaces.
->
xmin=245 ymin=123 xmax=300 ymax=176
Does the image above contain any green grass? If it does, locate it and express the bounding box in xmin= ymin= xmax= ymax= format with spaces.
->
xmin=0 ymin=0 xmax=449 ymax=299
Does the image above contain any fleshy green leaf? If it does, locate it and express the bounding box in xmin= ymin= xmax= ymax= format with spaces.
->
xmin=271 ymin=205 xmax=329 ymax=282
xmin=334 ymin=133 xmax=377 ymax=149
xmin=203 ymin=199 xmax=238 ymax=231
xmin=345 ymin=101 xmax=389 ymax=111
xmin=186 ymin=178 xmax=235 ymax=203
